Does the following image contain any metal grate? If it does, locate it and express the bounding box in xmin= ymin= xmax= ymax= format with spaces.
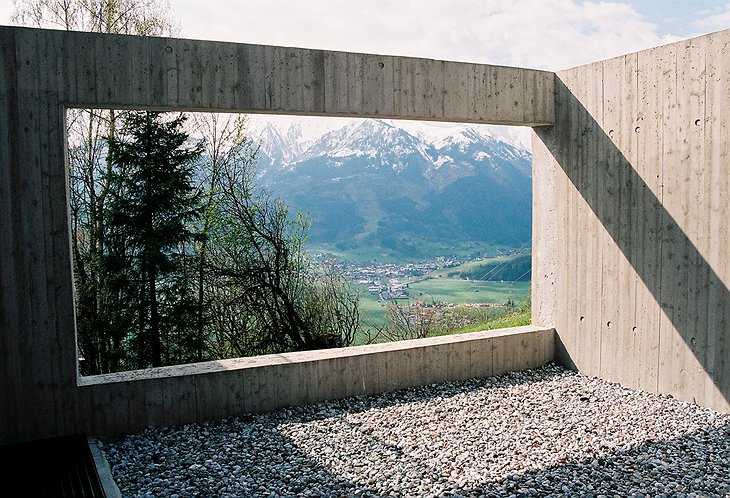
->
xmin=0 ymin=434 xmax=106 ymax=497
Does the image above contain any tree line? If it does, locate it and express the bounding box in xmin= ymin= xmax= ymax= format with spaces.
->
xmin=70 ymin=111 xmax=361 ymax=375
xmin=11 ymin=0 xmax=362 ymax=374
xmin=446 ymin=253 xmax=532 ymax=282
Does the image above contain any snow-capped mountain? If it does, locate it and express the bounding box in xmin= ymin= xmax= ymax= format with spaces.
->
xmin=248 ymin=121 xmax=311 ymax=167
xmin=247 ymin=117 xmax=532 ymax=259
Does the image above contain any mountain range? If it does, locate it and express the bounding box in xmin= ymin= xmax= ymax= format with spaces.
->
xmin=248 ymin=118 xmax=532 ymax=260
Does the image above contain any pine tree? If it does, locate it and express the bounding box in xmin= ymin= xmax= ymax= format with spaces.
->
xmin=13 ymin=0 xmax=177 ymax=376
xmin=106 ymin=111 xmax=203 ymax=368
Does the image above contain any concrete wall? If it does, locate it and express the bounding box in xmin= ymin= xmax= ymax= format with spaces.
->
xmin=78 ymin=327 xmax=555 ymax=440
xmin=0 ymin=25 xmax=555 ymax=444
xmin=3 ymin=22 xmax=728 ymax=444
xmin=533 ymin=30 xmax=730 ymax=412
xmin=1 ymin=26 xmax=555 ymax=124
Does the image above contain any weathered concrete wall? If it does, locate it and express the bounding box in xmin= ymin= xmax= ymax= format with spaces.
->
xmin=2 ymin=26 xmax=555 ymax=124
xmin=4 ymin=22 xmax=727 ymax=444
xmin=0 ymin=25 xmax=555 ymax=444
xmin=533 ymin=30 xmax=730 ymax=411
xmin=77 ymin=327 xmax=554 ymax=440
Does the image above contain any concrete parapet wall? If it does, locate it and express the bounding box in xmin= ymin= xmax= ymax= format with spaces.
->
xmin=3 ymin=22 xmax=730 ymax=444
xmin=534 ymin=30 xmax=730 ymax=412
xmin=0 ymin=25 xmax=556 ymax=444
xmin=76 ymin=326 xmax=554 ymax=439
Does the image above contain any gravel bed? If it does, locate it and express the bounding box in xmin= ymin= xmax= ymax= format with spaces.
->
xmin=103 ymin=364 xmax=730 ymax=497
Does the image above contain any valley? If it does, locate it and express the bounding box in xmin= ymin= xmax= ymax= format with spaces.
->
xmin=318 ymin=251 xmax=531 ymax=342
xmin=249 ymin=116 xmax=534 ymax=340
xmin=251 ymin=117 xmax=532 ymax=261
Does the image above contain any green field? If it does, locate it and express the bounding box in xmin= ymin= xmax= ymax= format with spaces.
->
xmin=358 ymin=290 xmax=389 ymax=329
xmin=408 ymin=278 xmax=529 ymax=304
xmin=354 ymin=278 xmax=530 ymax=343
xmin=445 ymin=307 xmax=531 ymax=335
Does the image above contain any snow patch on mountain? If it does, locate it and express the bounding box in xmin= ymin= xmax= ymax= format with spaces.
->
xmin=248 ymin=115 xmax=533 ymax=255
xmin=382 ymin=119 xmax=531 ymax=151
xmin=247 ymin=115 xmax=531 ymax=165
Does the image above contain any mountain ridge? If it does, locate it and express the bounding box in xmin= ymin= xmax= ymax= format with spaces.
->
xmin=249 ymin=118 xmax=532 ymax=260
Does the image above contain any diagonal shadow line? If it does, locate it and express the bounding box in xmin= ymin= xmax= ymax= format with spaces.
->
xmin=107 ymin=368 xmax=566 ymax=497
xmin=467 ymin=421 xmax=730 ymax=496
xmin=534 ymin=78 xmax=729 ymax=404
xmin=106 ymin=371 xmax=730 ymax=497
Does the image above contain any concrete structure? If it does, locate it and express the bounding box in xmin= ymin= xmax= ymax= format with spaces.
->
xmin=78 ymin=327 xmax=554 ymax=439
xmin=0 ymin=25 xmax=728 ymax=444
xmin=0 ymin=26 xmax=555 ymax=444
xmin=533 ymin=30 xmax=730 ymax=412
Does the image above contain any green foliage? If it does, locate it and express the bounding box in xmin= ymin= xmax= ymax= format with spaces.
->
xmin=200 ymin=132 xmax=359 ymax=354
xmin=353 ymin=278 xmax=531 ymax=344
xmin=104 ymin=111 xmax=203 ymax=369
xmin=445 ymin=308 xmax=531 ymax=334
xmin=440 ymin=293 xmax=532 ymax=335
xmin=73 ymin=112 xmax=364 ymax=373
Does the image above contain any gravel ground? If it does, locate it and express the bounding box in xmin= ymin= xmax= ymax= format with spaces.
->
xmin=103 ymin=364 xmax=730 ymax=497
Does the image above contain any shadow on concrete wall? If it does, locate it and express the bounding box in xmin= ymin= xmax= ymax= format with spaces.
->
xmin=535 ymin=79 xmax=728 ymax=405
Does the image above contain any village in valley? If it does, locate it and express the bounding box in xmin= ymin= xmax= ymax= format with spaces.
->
xmin=338 ymin=257 xmax=462 ymax=300
xmin=315 ymin=254 xmax=514 ymax=308
xmin=323 ymin=254 xmax=526 ymax=335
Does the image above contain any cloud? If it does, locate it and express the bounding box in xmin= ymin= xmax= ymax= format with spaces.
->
xmin=693 ymin=2 xmax=730 ymax=32
xmin=0 ymin=0 xmax=14 ymax=24
xmin=174 ymin=0 xmax=674 ymax=70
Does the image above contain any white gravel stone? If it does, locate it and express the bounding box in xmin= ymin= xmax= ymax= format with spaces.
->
xmin=103 ymin=364 xmax=730 ymax=497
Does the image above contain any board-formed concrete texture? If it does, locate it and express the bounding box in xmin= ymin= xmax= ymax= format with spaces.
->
xmin=0 ymin=25 xmax=555 ymax=444
xmin=1 ymin=24 xmax=728 ymax=444
xmin=533 ymin=30 xmax=730 ymax=412
xmin=77 ymin=326 xmax=555 ymax=440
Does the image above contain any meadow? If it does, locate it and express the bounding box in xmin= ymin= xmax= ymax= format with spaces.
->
xmin=408 ymin=278 xmax=529 ymax=304
xmin=354 ymin=278 xmax=530 ymax=343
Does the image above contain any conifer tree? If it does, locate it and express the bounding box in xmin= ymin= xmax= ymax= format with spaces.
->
xmin=13 ymin=0 xmax=177 ymax=375
xmin=106 ymin=111 xmax=203 ymax=368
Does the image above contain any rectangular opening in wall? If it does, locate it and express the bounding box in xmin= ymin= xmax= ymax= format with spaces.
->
xmin=66 ymin=109 xmax=532 ymax=376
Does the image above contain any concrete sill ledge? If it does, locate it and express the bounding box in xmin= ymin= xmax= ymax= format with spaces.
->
xmin=79 ymin=325 xmax=554 ymax=386
xmin=75 ymin=325 xmax=555 ymax=438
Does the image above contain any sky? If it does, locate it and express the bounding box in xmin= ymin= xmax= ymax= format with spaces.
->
xmin=2 ymin=0 xmax=730 ymax=70
xmin=2 ymin=0 xmax=730 ymax=140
